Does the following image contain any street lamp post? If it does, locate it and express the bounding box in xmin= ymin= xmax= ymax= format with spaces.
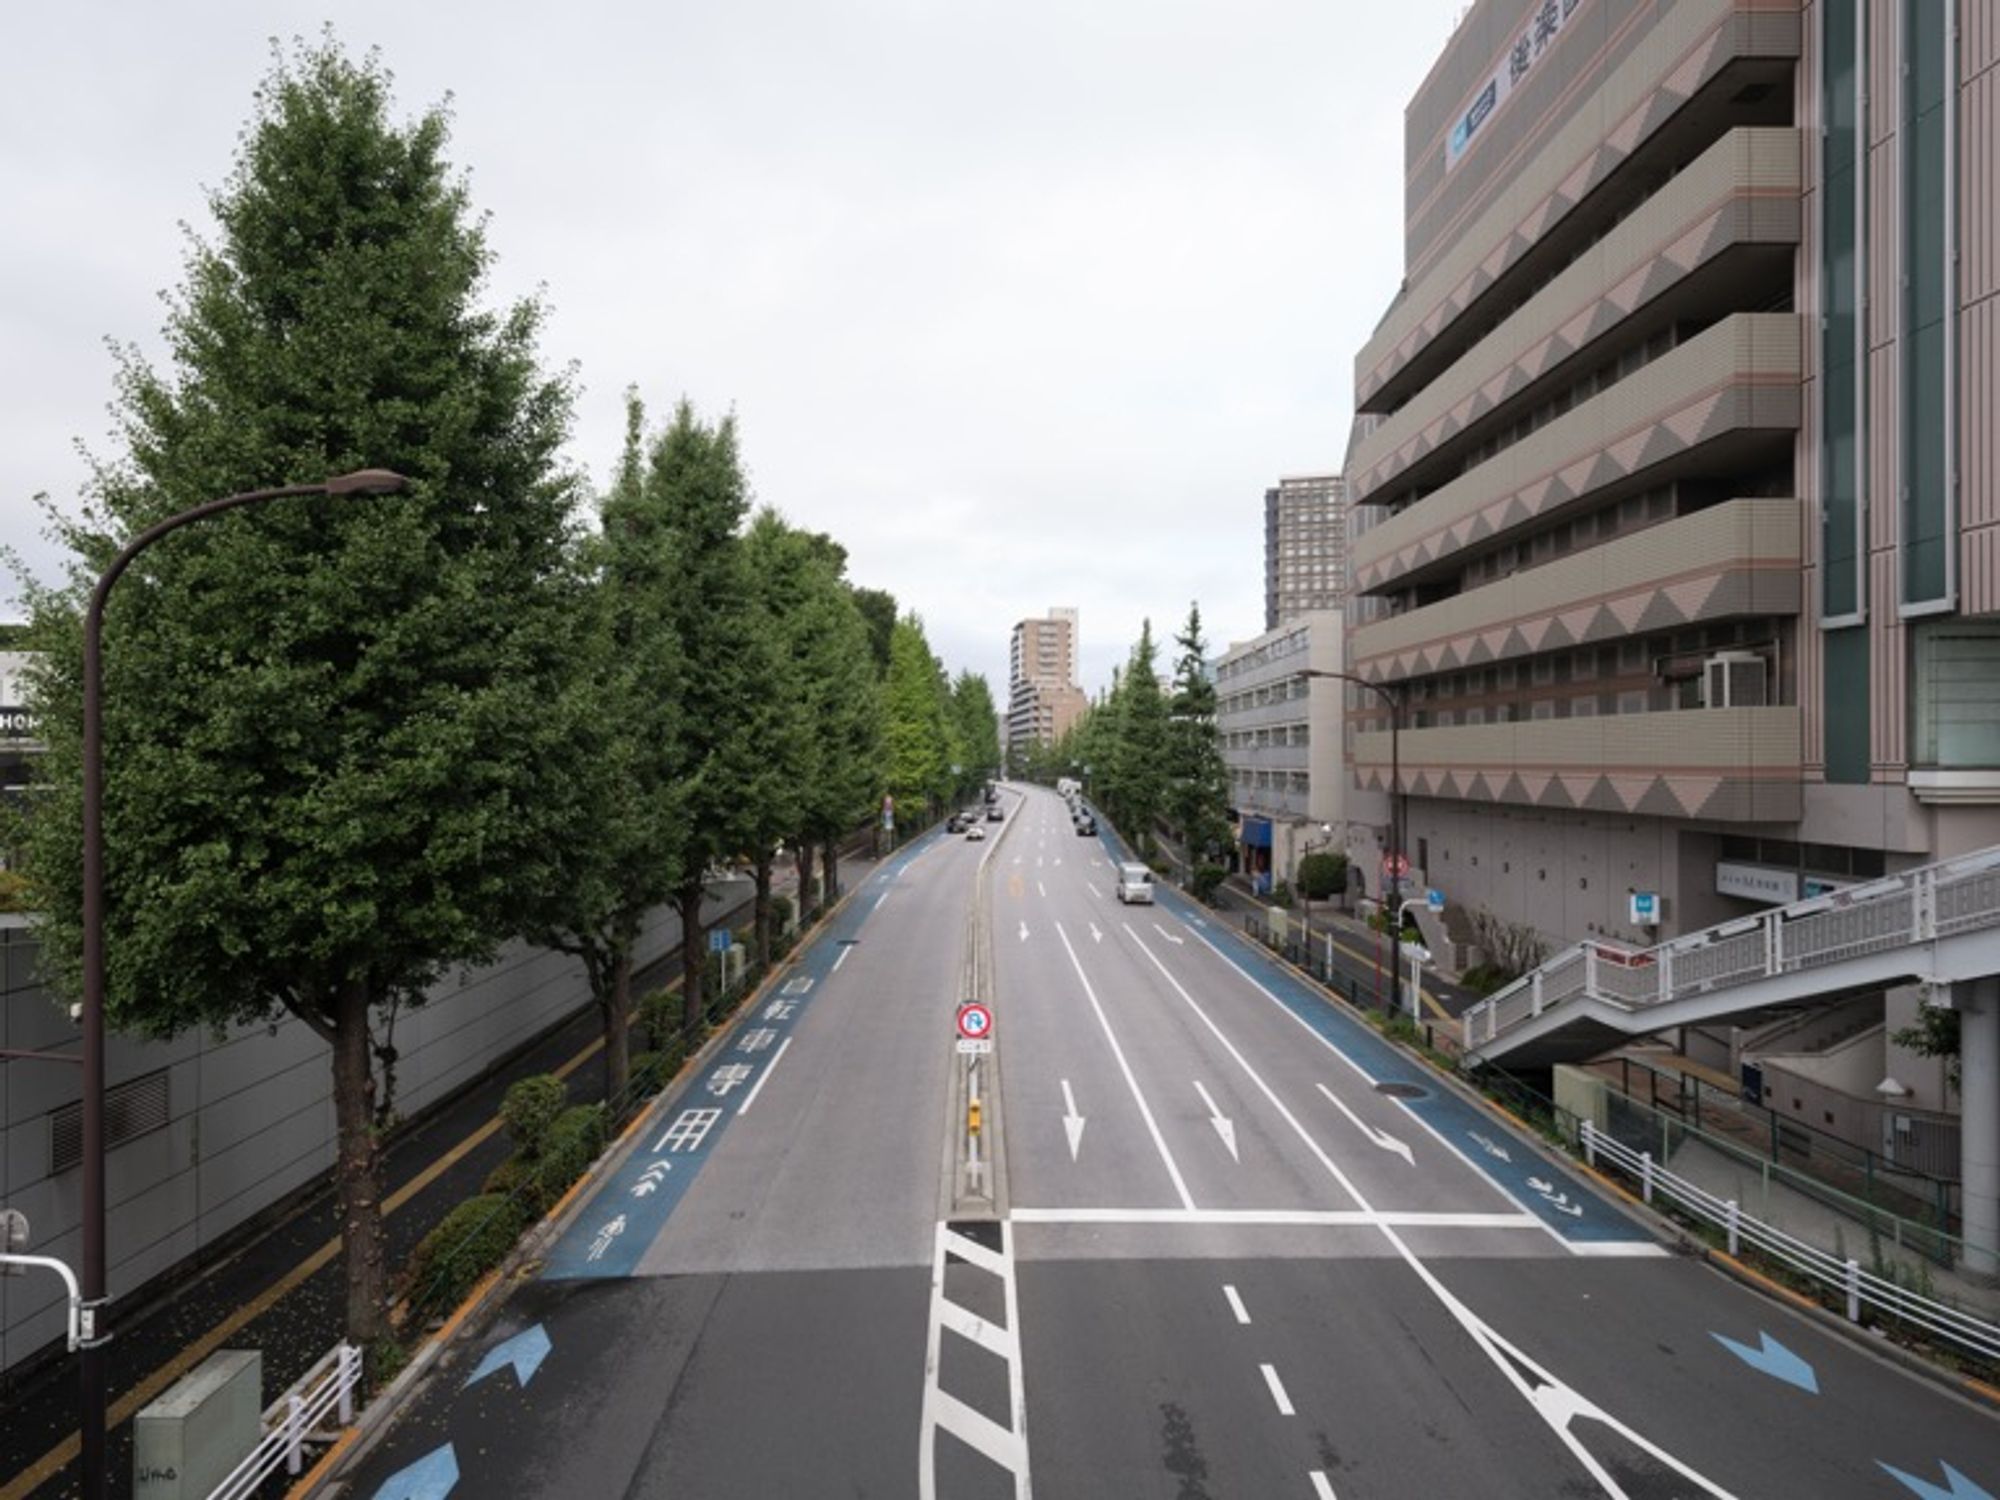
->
xmin=77 ymin=468 xmax=408 ymax=1497
xmin=1297 ymin=667 xmax=1405 ymax=1020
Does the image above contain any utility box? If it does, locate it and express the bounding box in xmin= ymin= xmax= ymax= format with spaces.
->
xmin=134 ymin=1349 xmax=261 ymax=1500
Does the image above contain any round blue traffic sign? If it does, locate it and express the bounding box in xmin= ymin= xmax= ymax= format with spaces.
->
xmin=956 ymin=1003 xmax=993 ymax=1040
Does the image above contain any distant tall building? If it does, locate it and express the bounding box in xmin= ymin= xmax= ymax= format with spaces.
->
xmin=1006 ymin=607 xmax=1088 ymax=755
xmin=1264 ymin=473 xmax=1348 ymax=629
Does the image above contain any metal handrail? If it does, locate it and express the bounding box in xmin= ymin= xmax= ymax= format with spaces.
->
xmin=1464 ymin=844 xmax=2000 ymax=1051
xmin=1582 ymin=1122 xmax=1999 ymax=1366
xmin=206 ymin=1342 xmax=362 ymax=1500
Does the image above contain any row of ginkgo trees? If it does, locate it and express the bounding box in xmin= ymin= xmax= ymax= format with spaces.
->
xmin=8 ymin=38 xmax=989 ymax=1351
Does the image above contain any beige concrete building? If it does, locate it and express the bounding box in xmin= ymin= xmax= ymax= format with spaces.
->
xmin=1216 ymin=612 xmax=1349 ymax=891
xmin=1006 ymin=607 xmax=1088 ymax=755
xmin=1344 ymin=0 xmax=2000 ymax=973
xmin=1265 ymin=473 xmax=1348 ymax=629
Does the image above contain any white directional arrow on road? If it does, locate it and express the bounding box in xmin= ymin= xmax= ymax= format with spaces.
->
xmin=1316 ymin=1084 xmax=1414 ymax=1165
xmin=1019 ymin=921 xmax=1030 ymax=943
xmin=1152 ymin=922 xmax=1185 ymax=946
xmin=1061 ymin=1079 xmax=1086 ymax=1161
xmin=1088 ymin=921 xmax=1103 ymax=944
xmin=1192 ymin=1081 xmax=1239 ymax=1162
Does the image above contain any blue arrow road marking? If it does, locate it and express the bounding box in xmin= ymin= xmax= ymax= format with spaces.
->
xmin=372 ymin=1442 xmax=459 ymax=1500
xmin=1090 ymin=823 xmax=1647 ymax=1246
xmin=1879 ymin=1460 xmax=1996 ymax=1500
xmin=542 ymin=825 xmax=947 ymax=1280
xmin=1709 ymin=1330 xmax=1818 ymax=1393
xmin=464 ymin=1322 xmax=551 ymax=1391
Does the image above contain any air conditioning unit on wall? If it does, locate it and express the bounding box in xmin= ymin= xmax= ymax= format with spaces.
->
xmin=1703 ymin=651 xmax=1768 ymax=709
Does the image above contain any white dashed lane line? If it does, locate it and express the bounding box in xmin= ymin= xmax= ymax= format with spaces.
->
xmin=1311 ymin=1471 xmax=1339 ymax=1499
xmin=1260 ymin=1363 xmax=1295 ymax=1416
xmin=1222 ymin=1285 xmax=1250 ymax=1325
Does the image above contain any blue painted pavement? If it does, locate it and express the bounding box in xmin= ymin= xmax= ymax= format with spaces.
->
xmin=1878 ymin=1460 xmax=1996 ymax=1500
xmin=1094 ymin=823 xmax=1650 ymax=1247
xmin=1710 ymin=1329 xmax=1819 ymax=1394
xmin=541 ymin=828 xmax=945 ymax=1280
xmin=464 ymin=1322 xmax=552 ymax=1390
xmin=372 ymin=1443 xmax=459 ymax=1500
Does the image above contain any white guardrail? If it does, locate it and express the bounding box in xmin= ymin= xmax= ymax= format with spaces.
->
xmin=206 ymin=1342 xmax=361 ymax=1500
xmin=1464 ymin=844 xmax=2000 ymax=1050
xmin=1581 ymin=1120 xmax=2000 ymax=1367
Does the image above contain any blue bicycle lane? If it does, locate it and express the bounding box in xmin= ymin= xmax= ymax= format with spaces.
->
xmin=542 ymin=828 xmax=945 ymax=1281
xmin=1093 ymin=823 xmax=1654 ymax=1251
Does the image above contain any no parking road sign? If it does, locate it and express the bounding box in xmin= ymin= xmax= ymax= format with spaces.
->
xmin=956 ymin=1003 xmax=993 ymax=1041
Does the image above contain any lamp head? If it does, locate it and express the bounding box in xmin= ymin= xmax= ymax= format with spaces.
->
xmin=324 ymin=468 xmax=411 ymax=496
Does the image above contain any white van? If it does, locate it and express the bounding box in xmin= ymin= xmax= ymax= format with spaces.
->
xmin=1115 ymin=862 xmax=1154 ymax=904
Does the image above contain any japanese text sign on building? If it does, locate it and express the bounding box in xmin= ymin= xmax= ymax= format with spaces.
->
xmin=1446 ymin=0 xmax=1587 ymax=171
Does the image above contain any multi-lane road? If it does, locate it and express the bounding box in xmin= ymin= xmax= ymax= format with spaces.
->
xmin=340 ymin=784 xmax=1996 ymax=1499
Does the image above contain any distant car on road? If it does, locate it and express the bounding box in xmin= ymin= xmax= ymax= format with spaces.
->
xmin=1074 ymin=814 xmax=1096 ymax=836
xmin=1115 ymin=862 xmax=1154 ymax=904
xmin=946 ymin=813 xmax=966 ymax=833
xmin=966 ymin=823 xmax=987 ymax=841
xmin=986 ymin=805 xmax=1003 ymax=822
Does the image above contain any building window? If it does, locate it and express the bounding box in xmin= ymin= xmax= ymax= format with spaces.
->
xmin=1901 ymin=0 xmax=1957 ymax=610
xmin=1912 ymin=622 xmax=2000 ymax=767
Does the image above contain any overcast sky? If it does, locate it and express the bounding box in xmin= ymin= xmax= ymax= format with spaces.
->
xmin=2 ymin=0 xmax=1462 ymax=698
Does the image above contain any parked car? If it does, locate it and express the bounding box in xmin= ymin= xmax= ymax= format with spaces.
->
xmin=1115 ymin=862 xmax=1154 ymax=904
xmin=966 ymin=823 xmax=987 ymax=841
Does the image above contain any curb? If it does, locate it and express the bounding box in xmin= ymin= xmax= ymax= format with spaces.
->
xmin=297 ymin=868 xmax=878 ymax=1498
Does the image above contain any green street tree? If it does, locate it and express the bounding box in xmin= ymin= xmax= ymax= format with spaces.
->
xmin=794 ymin=562 xmax=881 ymax=909
xmin=1165 ymin=603 xmax=1231 ymax=866
xmin=646 ymin=399 xmax=768 ymax=1042
xmin=882 ymin=614 xmax=953 ymax=821
xmin=528 ymin=392 xmax=685 ymax=1103
xmin=1111 ymin=623 xmax=1169 ymax=853
xmin=949 ymin=671 xmax=1001 ymax=797
xmin=17 ymin=39 xmax=585 ymax=1346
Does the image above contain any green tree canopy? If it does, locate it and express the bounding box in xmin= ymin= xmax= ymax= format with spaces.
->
xmin=1165 ymin=602 xmax=1231 ymax=865
xmin=19 ymin=36 xmax=585 ymax=1344
xmin=882 ymin=613 xmax=953 ymax=817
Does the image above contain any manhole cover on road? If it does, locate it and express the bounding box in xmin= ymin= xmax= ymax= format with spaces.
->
xmin=1374 ymin=1081 xmax=1429 ymax=1099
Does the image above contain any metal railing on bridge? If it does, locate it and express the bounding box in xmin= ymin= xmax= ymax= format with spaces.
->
xmin=1463 ymin=845 xmax=2000 ymax=1053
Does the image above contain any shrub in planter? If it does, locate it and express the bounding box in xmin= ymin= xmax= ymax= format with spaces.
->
xmin=1191 ymin=864 xmax=1226 ymax=903
xmin=500 ymin=1075 xmax=566 ymax=1160
xmin=480 ymin=1154 xmax=543 ymax=1214
xmin=534 ymin=1103 xmax=608 ymax=1204
xmin=406 ymin=1194 xmax=527 ymax=1323
xmin=637 ymin=989 xmax=679 ymax=1052
xmin=1270 ymin=881 xmax=1295 ymax=908
xmin=769 ymin=892 xmax=794 ymax=935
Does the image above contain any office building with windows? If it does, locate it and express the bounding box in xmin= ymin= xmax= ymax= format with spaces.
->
xmin=1344 ymin=0 xmax=1999 ymax=966
xmin=1006 ymin=607 xmax=1089 ymax=756
xmin=1265 ymin=473 xmax=1349 ymax=629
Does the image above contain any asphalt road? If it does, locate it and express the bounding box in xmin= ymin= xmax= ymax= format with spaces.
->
xmin=335 ymin=785 xmax=1998 ymax=1500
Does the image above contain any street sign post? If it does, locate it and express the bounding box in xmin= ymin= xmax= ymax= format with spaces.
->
xmin=1427 ymin=888 xmax=1445 ymax=914
xmin=708 ymin=928 xmax=732 ymax=954
xmin=955 ymin=1003 xmax=994 ymax=1041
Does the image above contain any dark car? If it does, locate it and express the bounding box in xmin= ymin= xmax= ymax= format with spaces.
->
xmin=986 ymin=805 xmax=1004 ymax=822
xmin=1075 ymin=814 xmax=1096 ymax=835
xmin=946 ymin=813 xmax=966 ymax=833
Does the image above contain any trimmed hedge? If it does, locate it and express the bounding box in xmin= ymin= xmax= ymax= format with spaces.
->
xmin=534 ymin=1103 xmax=607 ymax=1205
xmin=501 ymin=1075 xmax=566 ymax=1159
xmin=406 ymin=1194 xmax=527 ymax=1322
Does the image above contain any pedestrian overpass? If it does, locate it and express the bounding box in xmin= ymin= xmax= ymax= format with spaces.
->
xmin=1460 ymin=844 xmax=2000 ymax=1275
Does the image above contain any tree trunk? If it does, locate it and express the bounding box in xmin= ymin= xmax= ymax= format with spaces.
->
xmin=604 ymin=945 xmax=632 ymax=1103
xmin=330 ymin=977 xmax=387 ymax=1346
xmin=822 ymin=837 xmax=840 ymax=901
xmin=676 ymin=882 xmax=707 ymax=1042
xmin=796 ymin=842 xmax=816 ymax=921
xmin=752 ymin=856 xmax=773 ymax=972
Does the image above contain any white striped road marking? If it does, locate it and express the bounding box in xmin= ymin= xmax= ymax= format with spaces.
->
xmin=1055 ymin=922 xmax=1195 ymax=1211
xmin=831 ymin=945 xmax=852 ymax=973
xmin=1009 ymin=1207 xmax=1540 ymax=1228
xmin=1311 ymin=1472 xmax=1339 ymax=1499
xmin=1261 ymin=1363 xmax=1295 ymax=1416
xmin=1223 ymin=1285 xmax=1250 ymax=1325
xmin=1193 ymin=1080 xmax=1240 ymax=1162
xmin=920 ymin=1221 xmax=1030 ymax=1499
xmin=735 ymin=1037 xmax=792 ymax=1116
xmin=1125 ymin=924 xmax=1738 ymax=1498
xmin=1038 ymin=881 xmax=1047 ymax=897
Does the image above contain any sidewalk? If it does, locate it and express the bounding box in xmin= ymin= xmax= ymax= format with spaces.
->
xmin=0 ymin=853 xmax=872 ymax=1500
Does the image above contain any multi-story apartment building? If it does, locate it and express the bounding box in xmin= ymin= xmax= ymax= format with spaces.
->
xmin=1345 ymin=0 xmax=1999 ymax=964
xmin=1265 ymin=473 xmax=1349 ymax=629
xmin=1216 ymin=612 xmax=1348 ymax=891
xmin=1006 ymin=607 xmax=1088 ymax=755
